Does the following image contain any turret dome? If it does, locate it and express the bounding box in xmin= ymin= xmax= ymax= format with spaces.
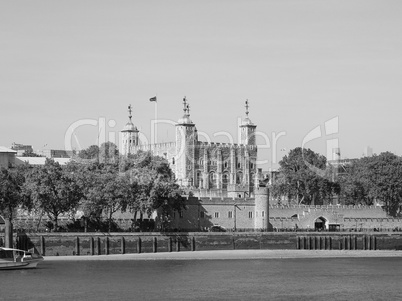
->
xmin=122 ymin=121 xmax=138 ymax=132
xmin=241 ymin=117 xmax=254 ymax=126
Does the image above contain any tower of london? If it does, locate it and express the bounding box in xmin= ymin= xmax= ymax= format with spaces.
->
xmin=121 ymin=97 xmax=259 ymax=199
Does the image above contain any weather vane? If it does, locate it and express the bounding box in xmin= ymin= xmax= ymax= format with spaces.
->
xmin=183 ymin=96 xmax=187 ymax=114
xmin=128 ymin=104 xmax=132 ymax=122
xmin=245 ymin=99 xmax=249 ymax=117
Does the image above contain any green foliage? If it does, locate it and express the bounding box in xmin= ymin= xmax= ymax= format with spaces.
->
xmin=272 ymin=147 xmax=339 ymax=205
xmin=99 ymin=142 xmax=119 ymax=164
xmin=24 ymin=159 xmax=82 ymax=230
xmin=0 ymin=165 xmax=29 ymax=220
xmin=78 ymin=145 xmax=100 ymax=160
xmin=339 ymin=152 xmax=402 ymax=216
xmin=121 ymin=151 xmax=186 ymax=230
xmin=21 ymin=150 xmax=42 ymax=157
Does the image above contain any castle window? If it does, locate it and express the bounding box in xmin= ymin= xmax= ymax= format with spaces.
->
xmin=222 ymin=173 xmax=229 ymax=189
xmin=172 ymin=158 xmax=175 ymax=165
xmin=262 ymin=211 xmax=265 ymax=217
xmin=224 ymin=162 xmax=228 ymax=169
xmin=237 ymin=162 xmax=241 ymax=169
xmin=214 ymin=212 xmax=220 ymax=218
xmin=236 ymin=172 xmax=243 ymax=184
xmin=209 ymin=172 xmax=217 ymax=189
xmin=200 ymin=211 xmax=205 ymax=218
xmin=248 ymin=211 xmax=253 ymax=219
xmin=200 ymin=159 xmax=203 ymax=165
xmin=250 ymin=163 xmax=254 ymax=169
xmin=196 ymin=171 xmax=202 ymax=188
xmin=228 ymin=211 xmax=233 ymax=218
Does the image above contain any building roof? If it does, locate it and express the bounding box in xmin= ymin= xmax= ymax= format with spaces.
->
xmin=15 ymin=157 xmax=71 ymax=166
xmin=0 ymin=146 xmax=17 ymax=153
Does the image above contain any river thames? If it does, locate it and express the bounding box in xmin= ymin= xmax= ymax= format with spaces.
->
xmin=1 ymin=254 xmax=402 ymax=300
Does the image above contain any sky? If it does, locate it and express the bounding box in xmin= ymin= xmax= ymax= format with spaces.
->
xmin=1 ymin=0 xmax=402 ymax=170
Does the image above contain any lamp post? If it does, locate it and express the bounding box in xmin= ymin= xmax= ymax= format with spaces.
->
xmin=233 ymin=204 xmax=241 ymax=232
xmin=234 ymin=204 xmax=236 ymax=231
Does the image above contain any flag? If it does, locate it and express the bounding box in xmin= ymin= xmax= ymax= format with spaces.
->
xmin=149 ymin=96 xmax=157 ymax=102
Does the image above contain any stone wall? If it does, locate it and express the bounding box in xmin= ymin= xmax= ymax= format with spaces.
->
xmin=268 ymin=204 xmax=401 ymax=230
xmin=5 ymin=232 xmax=402 ymax=256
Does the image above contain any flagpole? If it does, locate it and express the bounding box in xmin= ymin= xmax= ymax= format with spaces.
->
xmin=154 ymin=94 xmax=158 ymax=144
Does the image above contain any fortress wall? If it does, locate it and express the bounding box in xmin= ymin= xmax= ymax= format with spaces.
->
xmin=269 ymin=205 xmax=388 ymax=219
xmin=269 ymin=216 xmax=402 ymax=231
xmin=169 ymin=201 xmax=256 ymax=231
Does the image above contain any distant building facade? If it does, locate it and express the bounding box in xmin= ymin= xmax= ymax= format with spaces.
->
xmin=10 ymin=142 xmax=33 ymax=156
xmin=0 ymin=146 xmax=17 ymax=169
xmin=39 ymin=149 xmax=74 ymax=158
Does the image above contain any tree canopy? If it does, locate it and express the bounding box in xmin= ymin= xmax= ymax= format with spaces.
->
xmin=24 ymin=159 xmax=82 ymax=230
xmin=271 ymin=147 xmax=339 ymax=205
xmin=338 ymin=152 xmax=402 ymax=216
xmin=0 ymin=165 xmax=30 ymax=220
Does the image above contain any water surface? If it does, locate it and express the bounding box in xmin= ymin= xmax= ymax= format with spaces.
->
xmin=1 ymin=258 xmax=401 ymax=300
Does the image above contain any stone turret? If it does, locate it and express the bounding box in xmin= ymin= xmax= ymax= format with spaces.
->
xmin=175 ymin=97 xmax=197 ymax=186
xmin=254 ymin=184 xmax=269 ymax=230
xmin=240 ymin=100 xmax=257 ymax=146
xmin=121 ymin=104 xmax=139 ymax=155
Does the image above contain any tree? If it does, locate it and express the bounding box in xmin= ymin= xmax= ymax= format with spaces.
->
xmin=88 ymin=164 xmax=131 ymax=232
xmin=150 ymin=177 xmax=186 ymax=231
xmin=25 ymin=159 xmax=82 ymax=231
xmin=78 ymin=145 xmax=100 ymax=160
xmin=120 ymin=151 xmax=186 ymax=230
xmin=22 ymin=150 xmax=42 ymax=157
xmin=272 ymin=147 xmax=339 ymax=205
xmin=99 ymin=142 xmax=119 ymax=164
xmin=0 ymin=165 xmax=30 ymax=247
xmin=338 ymin=152 xmax=402 ymax=216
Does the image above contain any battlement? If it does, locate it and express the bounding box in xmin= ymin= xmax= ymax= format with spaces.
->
xmin=186 ymin=196 xmax=256 ymax=205
xmin=135 ymin=142 xmax=176 ymax=151
xmin=196 ymin=141 xmax=257 ymax=150
xmin=269 ymin=204 xmax=385 ymax=210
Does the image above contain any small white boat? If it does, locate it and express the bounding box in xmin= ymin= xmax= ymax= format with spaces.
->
xmin=0 ymin=247 xmax=44 ymax=270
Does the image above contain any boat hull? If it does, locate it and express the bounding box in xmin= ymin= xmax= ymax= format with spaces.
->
xmin=0 ymin=247 xmax=44 ymax=270
xmin=0 ymin=259 xmax=43 ymax=270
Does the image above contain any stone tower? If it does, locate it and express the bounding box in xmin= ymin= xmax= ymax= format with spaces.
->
xmin=239 ymin=100 xmax=257 ymax=146
xmin=175 ymin=97 xmax=197 ymax=186
xmin=254 ymin=181 xmax=270 ymax=230
xmin=121 ymin=104 xmax=139 ymax=156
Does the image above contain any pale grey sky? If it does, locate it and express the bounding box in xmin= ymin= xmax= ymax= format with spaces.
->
xmin=1 ymin=0 xmax=402 ymax=169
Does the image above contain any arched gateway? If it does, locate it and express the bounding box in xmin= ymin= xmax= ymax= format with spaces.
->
xmin=314 ymin=216 xmax=328 ymax=231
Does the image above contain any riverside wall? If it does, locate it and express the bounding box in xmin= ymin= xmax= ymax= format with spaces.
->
xmin=3 ymin=232 xmax=402 ymax=256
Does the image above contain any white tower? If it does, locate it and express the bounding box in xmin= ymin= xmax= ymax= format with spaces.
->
xmin=240 ymin=100 xmax=257 ymax=146
xmin=121 ymin=104 xmax=139 ymax=156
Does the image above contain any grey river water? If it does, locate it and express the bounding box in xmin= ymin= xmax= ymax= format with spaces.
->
xmin=1 ymin=257 xmax=402 ymax=301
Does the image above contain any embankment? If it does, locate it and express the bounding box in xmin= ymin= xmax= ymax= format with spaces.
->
xmin=3 ymin=232 xmax=402 ymax=256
